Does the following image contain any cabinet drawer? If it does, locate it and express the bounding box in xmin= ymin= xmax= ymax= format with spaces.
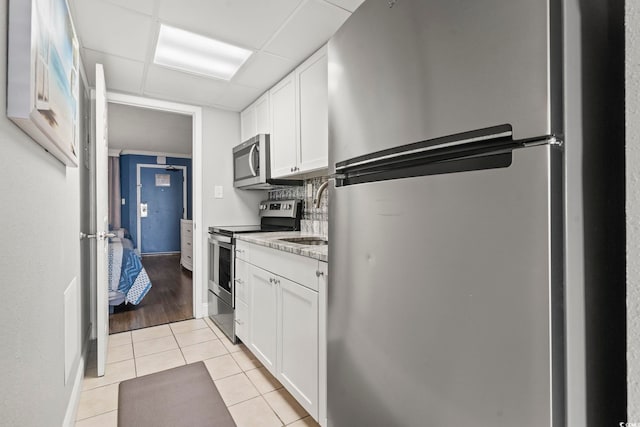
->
xmin=235 ymin=300 xmax=249 ymax=342
xmin=235 ymin=240 xmax=251 ymax=262
xmin=235 ymin=258 xmax=248 ymax=303
xmin=180 ymin=220 xmax=193 ymax=233
xmin=181 ymin=240 xmax=193 ymax=255
xmin=249 ymin=242 xmax=319 ymax=291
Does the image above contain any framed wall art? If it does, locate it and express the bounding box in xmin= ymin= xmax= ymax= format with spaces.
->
xmin=7 ymin=0 xmax=80 ymax=167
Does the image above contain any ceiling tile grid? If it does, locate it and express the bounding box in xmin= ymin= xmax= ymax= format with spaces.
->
xmin=69 ymin=0 xmax=364 ymax=111
xmin=82 ymin=48 xmax=146 ymax=93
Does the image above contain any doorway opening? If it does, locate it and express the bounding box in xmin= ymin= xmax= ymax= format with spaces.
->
xmin=105 ymin=95 xmax=202 ymax=334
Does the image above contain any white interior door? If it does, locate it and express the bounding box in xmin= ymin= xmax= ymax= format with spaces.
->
xmin=95 ymin=64 xmax=110 ymax=376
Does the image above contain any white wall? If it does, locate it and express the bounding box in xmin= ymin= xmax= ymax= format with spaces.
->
xmin=627 ymin=0 xmax=640 ymax=420
xmin=200 ymin=107 xmax=266 ymax=302
xmin=0 ymin=1 xmax=84 ymax=424
xmin=108 ymin=103 xmax=193 ymax=154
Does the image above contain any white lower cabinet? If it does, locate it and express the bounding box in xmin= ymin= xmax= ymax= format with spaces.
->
xmin=278 ymin=276 xmax=318 ymax=414
xmin=248 ymin=264 xmax=278 ymax=372
xmin=237 ymin=240 xmax=325 ymax=423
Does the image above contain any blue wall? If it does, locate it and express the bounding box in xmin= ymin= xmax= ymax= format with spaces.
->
xmin=120 ymin=154 xmax=192 ymax=249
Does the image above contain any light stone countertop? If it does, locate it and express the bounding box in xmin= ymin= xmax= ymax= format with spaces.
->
xmin=235 ymin=231 xmax=328 ymax=262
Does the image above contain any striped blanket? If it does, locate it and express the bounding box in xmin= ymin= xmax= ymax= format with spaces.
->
xmin=108 ymin=238 xmax=152 ymax=305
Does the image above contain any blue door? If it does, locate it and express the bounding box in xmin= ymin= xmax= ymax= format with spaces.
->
xmin=140 ymin=167 xmax=184 ymax=254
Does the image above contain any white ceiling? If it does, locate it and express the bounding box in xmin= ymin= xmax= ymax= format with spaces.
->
xmin=108 ymin=103 xmax=193 ymax=154
xmin=69 ymin=0 xmax=363 ymax=112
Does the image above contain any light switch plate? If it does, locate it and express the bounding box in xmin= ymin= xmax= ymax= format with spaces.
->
xmin=121 ymin=198 xmax=126 ymax=205
xmin=307 ymin=183 xmax=313 ymax=198
xmin=214 ymin=185 xmax=223 ymax=199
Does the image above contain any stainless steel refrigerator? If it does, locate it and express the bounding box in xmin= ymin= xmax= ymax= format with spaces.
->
xmin=327 ymin=1 xmax=580 ymax=426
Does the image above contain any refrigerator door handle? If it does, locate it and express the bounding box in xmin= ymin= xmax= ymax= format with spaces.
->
xmin=333 ymin=125 xmax=560 ymax=188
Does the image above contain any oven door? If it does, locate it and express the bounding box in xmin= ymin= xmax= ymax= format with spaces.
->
xmin=208 ymin=234 xmax=234 ymax=307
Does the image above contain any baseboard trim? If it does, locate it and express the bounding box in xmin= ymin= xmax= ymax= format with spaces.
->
xmin=63 ymin=327 xmax=91 ymax=427
xmin=197 ymin=303 xmax=208 ymax=319
xmin=62 ymin=353 xmax=85 ymax=427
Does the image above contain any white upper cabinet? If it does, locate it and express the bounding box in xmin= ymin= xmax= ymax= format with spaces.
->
xmin=241 ymin=45 xmax=329 ymax=178
xmin=255 ymin=92 xmax=271 ymax=135
xmin=270 ymin=45 xmax=328 ymax=178
xmin=240 ymin=92 xmax=270 ymax=143
xmin=270 ymin=72 xmax=299 ymax=178
xmin=240 ymin=103 xmax=257 ymax=143
xmin=297 ymin=45 xmax=328 ymax=173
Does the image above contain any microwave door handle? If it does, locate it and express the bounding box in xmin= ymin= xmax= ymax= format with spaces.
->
xmin=248 ymin=144 xmax=258 ymax=177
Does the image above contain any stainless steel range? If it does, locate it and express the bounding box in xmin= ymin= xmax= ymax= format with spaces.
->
xmin=207 ymin=200 xmax=301 ymax=342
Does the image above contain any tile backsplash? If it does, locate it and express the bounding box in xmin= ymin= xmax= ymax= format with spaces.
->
xmin=268 ymin=176 xmax=328 ymax=237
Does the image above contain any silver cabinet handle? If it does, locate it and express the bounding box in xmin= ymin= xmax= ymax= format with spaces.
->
xmin=269 ymin=277 xmax=274 ymax=284
xmin=235 ymin=319 xmax=244 ymax=325
xmin=235 ymin=249 xmax=244 ymax=254
xmin=234 ymin=278 xmax=244 ymax=284
xmin=316 ymin=270 xmax=325 ymax=277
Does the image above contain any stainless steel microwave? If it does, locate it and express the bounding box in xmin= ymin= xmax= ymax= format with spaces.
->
xmin=233 ymin=134 xmax=302 ymax=189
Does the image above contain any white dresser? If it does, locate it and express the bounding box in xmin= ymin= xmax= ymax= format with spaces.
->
xmin=180 ymin=219 xmax=193 ymax=271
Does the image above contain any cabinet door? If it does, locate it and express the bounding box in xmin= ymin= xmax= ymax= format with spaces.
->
xmin=277 ymin=276 xmax=319 ymax=418
xmin=240 ymin=104 xmax=257 ymax=142
xmin=270 ymin=72 xmax=298 ymax=178
xmin=317 ymin=261 xmax=328 ymax=426
xmin=255 ymin=93 xmax=271 ymax=135
xmin=297 ymin=45 xmax=328 ymax=173
xmin=248 ymin=265 xmax=278 ymax=372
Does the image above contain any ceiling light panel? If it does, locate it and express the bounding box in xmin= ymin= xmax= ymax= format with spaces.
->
xmin=154 ymin=24 xmax=253 ymax=80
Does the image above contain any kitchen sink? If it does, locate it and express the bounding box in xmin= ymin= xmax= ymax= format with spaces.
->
xmin=278 ymin=237 xmax=328 ymax=246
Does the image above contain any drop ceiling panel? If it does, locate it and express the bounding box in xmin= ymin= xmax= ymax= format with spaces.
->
xmin=232 ymin=52 xmax=296 ymax=91
xmin=72 ymin=0 xmax=153 ymax=61
xmin=324 ymin=0 xmax=366 ymax=13
xmin=108 ymin=103 xmax=192 ymax=154
xmin=70 ymin=0 xmax=357 ymax=111
xmin=264 ymin=0 xmax=350 ymax=63
xmin=82 ymin=49 xmax=145 ymax=94
xmin=145 ymin=65 xmax=230 ymax=106
xmin=158 ymin=0 xmax=303 ymax=50
xmin=102 ymin=0 xmax=155 ymax=16
xmin=210 ymin=85 xmax=264 ymax=111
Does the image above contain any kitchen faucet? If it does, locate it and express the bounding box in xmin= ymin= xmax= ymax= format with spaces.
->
xmin=314 ymin=181 xmax=329 ymax=208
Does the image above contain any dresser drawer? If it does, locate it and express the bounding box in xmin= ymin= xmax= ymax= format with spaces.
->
xmin=181 ymin=239 xmax=193 ymax=256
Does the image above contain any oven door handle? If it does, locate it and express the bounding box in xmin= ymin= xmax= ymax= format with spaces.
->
xmin=208 ymin=234 xmax=232 ymax=244
xmin=248 ymin=144 xmax=258 ymax=177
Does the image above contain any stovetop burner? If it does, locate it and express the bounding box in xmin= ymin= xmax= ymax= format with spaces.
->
xmin=208 ymin=199 xmax=302 ymax=237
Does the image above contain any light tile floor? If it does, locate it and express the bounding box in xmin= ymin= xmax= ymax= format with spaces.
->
xmin=76 ymin=317 xmax=319 ymax=427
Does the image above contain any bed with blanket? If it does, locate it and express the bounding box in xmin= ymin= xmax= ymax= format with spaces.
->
xmin=108 ymin=229 xmax=152 ymax=311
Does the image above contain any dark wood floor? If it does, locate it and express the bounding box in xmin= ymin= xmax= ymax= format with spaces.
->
xmin=109 ymin=254 xmax=193 ymax=334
